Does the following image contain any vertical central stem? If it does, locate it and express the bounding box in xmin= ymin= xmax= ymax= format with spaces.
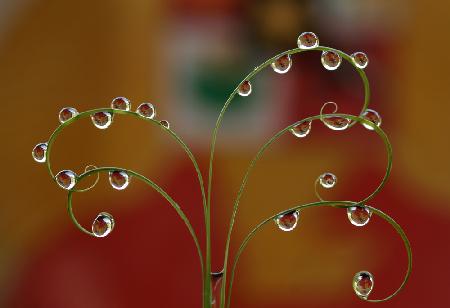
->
xmin=204 ymin=205 xmax=212 ymax=307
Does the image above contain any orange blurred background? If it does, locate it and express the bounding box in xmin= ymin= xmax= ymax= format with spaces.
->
xmin=1 ymin=0 xmax=449 ymax=307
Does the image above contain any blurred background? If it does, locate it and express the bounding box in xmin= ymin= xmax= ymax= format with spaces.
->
xmin=1 ymin=0 xmax=449 ymax=307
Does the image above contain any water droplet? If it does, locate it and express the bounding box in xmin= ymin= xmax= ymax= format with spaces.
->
xmin=275 ymin=210 xmax=299 ymax=232
xmin=55 ymin=170 xmax=77 ymax=190
xmin=361 ymin=109 xmax=382 ymax=130
xmin=319 ymin=173 xmax=337 ymax=188
xmin=291 ymin=120 xmax=312 ymax=138
xmin=271 ymin=54 xmax=292 ymax=74
xmin=321 ymin=51 xmax=342 ymax=70
xmin=92 ymin=212 xmax=115 ymax=238
xmin=160 ymin=120 xmax=170 ymax=129
xmin=297 ymin=32 xmax=319 ymax=49
xmin=351 ymin=52 xmax=369 ymax=69
xmin=238 ymin=80 xmax=252 ymax=97
xmin=32 ymin=143 xmax=47 ymax=163
xmin=91 ymin=111 xmax=113 ymax=129
xmin=109 ymin=170 xmax=130 ymax=190
xmin=136 ymin=103 xmax=156 ymax=119
xmin=111 ymin=97 xmax=131 ymax=111
xmin=347 ymin=206 xmax=372 ymax=227
xmin=353 ymin=271 xmax=374 ymax=299
xmin=322 ymin=116 xmax=350 ymax=130
xmin=59 ymin=107 xmax=78 ymax=123
xmin=211 ymin=271 xmax=224 ymax=307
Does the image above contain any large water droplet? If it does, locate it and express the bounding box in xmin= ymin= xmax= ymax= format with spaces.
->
xmin=55 ymin=170 xmax=77 ymax=190
xmin=275 ymin=210 xmax=299 ymax=232
xmin=59 ymin=107 xmax=78 ymax=123
xmin=319 ymin=173 xmax=337 ymax=188
xmin=211 ymin=271 xmax=224 ymax=307
xmin=291 ymin=120 xmax=312 ymax=138
xmin=347 ymin=206 xmax=372 ymax=227
xmin=297 ymin=32 xmax=319 ymax=49
xmin=111 ymin=97 xmax=131 ymax=111
xmin=92 ymin=212 xmax=115 ymax=238
xmin=361 ymin=109 xmax=382 ymax=130
xmin=323 ymin=116 xmax=350 ymax=130
xmin=91 ymin=111 xmax=113 ymax=129
xmin=136 ymin=103 xmax=156 ymax=119
xmin=238 ymin=80 xmax=252 ymax=97
xmin=353 ymin=271 xmax=374 ymax=299
xmin=351 ymin=52 xmax=369 ymax=69
xmin=160 ymin=120 xmax=170 ymax=129
xmin=109 ymin=170 xmax=130 ymax=190
xmin=32 ymin=142 xmax=47 ymax=163
xmin=271 ymin=54 xmax=292 ymax=74
xmin=321 ymin=51 xmax=342 ymax=70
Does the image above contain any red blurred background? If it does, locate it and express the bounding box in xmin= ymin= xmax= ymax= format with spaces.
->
xmin=1 ymin=0 xmax=449 ymax=307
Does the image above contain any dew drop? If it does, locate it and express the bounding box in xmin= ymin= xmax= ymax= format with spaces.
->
xmin=321 ymin=51 xmax=342 ymax=70
xmin=238 ymin=80 xmax=252 ymax=97
xmin=136 ymin=103 xmax=156 ymax=119
xmin=347 ymin=206 xmax=372 ymax=227
xmin=322 ymin=116 xmax=350 ymax=131
xmin=297 ymin=32 xmax=319 ymax=49
xmin=32 ymin=142 xmax=48 ymax=163
xmin=211 ymin=271 xmax=224 ymax=307
xmin=92 ymin=212 xmax=115 ymax=238
xmin=109 ymin=170 xmax=130 ymax=190
xmin=353 ymin=271 xmax=374 ymax=299
xmin=271 ymin=54 xmax=292 ymax=74
xmin=91 ymin=111 xmax=113 ymax=129
xmin=351 ymin=52 xmax=369 ymax=69
xmin=361 ymin=109 xmax=382 ymax=130
xmin=291 ymin=120 xmax=312 ymax=138
xmin=319 ymin=172 xmax=337 ymax=188
xmin=59 ymin=107 xmax=78 ymax=123
xmin=160 ymin=120 xmax=170 ymax=129
xmin=111 ymin=97 xmax=131 ymax=111
xmin=275 ymin=210 xmax=299 ymax=232
xmin=55 ymin=170 xmax=77 ymax=190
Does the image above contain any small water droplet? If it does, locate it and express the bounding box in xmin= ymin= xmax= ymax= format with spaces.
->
xmin=59 ymin=107 xmax=78 ymax=123
xmin=361 ymin=109 xmax=382 ymax=130
xmin=321 ymin=51 xmax=342 ymax=70
xmin=291 ymin=120 xmax=312 ymax=138
xmin=319 ymin=173 xmax=337 ymax=188
xmin=55 ymin=170 xmax=77 ymax=190
xmin=109 ymin=170 xmax=130 ymax=190
xmin=92 ymin=212 xmax=115 ymax=237
xmin=136 ymin=103 xmax=156 ymax=119
xmin=160 ymin=120 xmax=170 ymax=129
xmin=275 ymin=210 xmax=299 ymax=232
xmin=271 ymin=54 xmax=292 ymax=74
xmin=91 ymin=111 xmax=113 ymax=129
xmin=353 ymin=271 xmax=374 ymax=299
xmin=323 ymin=116 xmax=350 ymax=130
xmin=238 ymin=80 xmax=252 ymax=97
xmin=297 ymin=32 xmax=319 ymax=49
xmin=347 ymin=206 xmax=372 ymax=226
xmin=111 ymin=97 xmax=131 ymax=111
xmin=32 ymin=143 xmax=47 ymax=163
xmin=351 ymin=52 xmax=369 ymax=69
xmin=211 ymin=271 xmax=224 ymax=307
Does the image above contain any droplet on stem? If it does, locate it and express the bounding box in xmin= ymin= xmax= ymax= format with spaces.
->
xmin=297 ymin=32 xmax=319 ymax=49
xmin=353 ymin=271 xmax=374 ymax=299
xmin=347 ymin=206 xmax=372 ymax=226
xmin=361 ymin=109 xmax=382 ymax=130
xmin=160 ymin=120 xmax=170 ymax=129
xmin=211 ymin=271 xmax=224 ymax=307
xmin=321 ymin=50 xmax=342 ymax=70
xmin=319 ymin=173 xmax=337 ymax=188
xmin=109 ymin=170 xmax=130 ymax=190
xmin=351 ymin=52 xmax=369 ymax=69
xmin=136 ymin=103 xmax=156 ymax=119
xmin=32 ymin=143 xmax=48 ymax=163
xmin=59 ymin=107 xmax=78 ymax=123
xmin=92 ymin=212 xmax=115 ymax=237
xmin=322 ymin=116 xmax=350 ymax=131
xmin=55 ymin=170 xmax=77 ymax=190
xmin=238 ymin=80 xmax=252 ymax=97
xmin=291 ymin=120 xmax=312 ymax=138
xmin=111 ymin=97 xmax=131 ymax=111
xmin=271 ymin=54 xmax=292 ymax=74
xmin=91 ymin=111 xmax=113 ymax=129
xmin=275 ymin=210 xmax=299 ymax=232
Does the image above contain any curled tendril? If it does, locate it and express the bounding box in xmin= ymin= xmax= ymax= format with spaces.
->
xmin=72 ymin=165 xmax=100 ymax=193
xmin=319 ymin=101 xmax=339 ymax=121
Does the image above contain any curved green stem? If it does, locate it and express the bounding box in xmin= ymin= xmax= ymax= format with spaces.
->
xmin=225 ymin=201 xmax=412 ymax=307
